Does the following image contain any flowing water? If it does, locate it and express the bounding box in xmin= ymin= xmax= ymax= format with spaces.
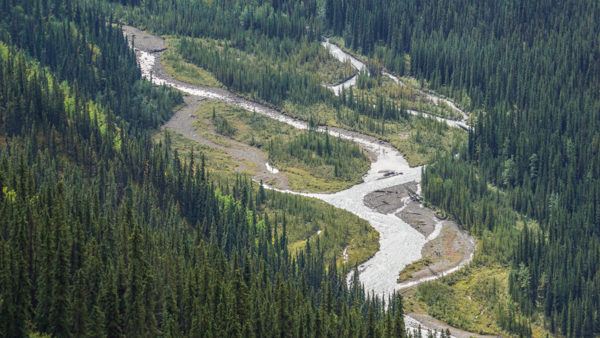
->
xmin=134 ymin=37 xmax=474 ymax=336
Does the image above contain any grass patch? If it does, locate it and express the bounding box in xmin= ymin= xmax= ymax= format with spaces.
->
xmin=282 ymin=101 xmax=466 ymax=167
xmin=281 ymin=166 xmax=356 ymax=193
xmin=162 ymin=131 xmax=250 ymax=182
xmin=194 ymin=101 xmax=370 ymax=193
xmin=389 ymin=117 xmax=465 ymax=167
xmin=154 ymin=129 xmax=378 ymax=267
xmin=397 ymin=257 xmax=433 ymax=283
xmin=161 ymin=38 xmax=222 ymax=88
xmin=402 ymin=260 xmax=551 ymax=337
xmin=415 ymin=267 xmax=504 ymax=334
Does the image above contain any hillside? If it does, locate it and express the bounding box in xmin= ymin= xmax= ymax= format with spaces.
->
xmin=1 ymin=0 xmax=598 ymax=337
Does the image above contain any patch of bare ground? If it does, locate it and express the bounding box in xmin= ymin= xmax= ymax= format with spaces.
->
xmin=407 ymin=313 xmax=500 ymax=338
xmin=123 ymin=25 xmax=166 ymax=52
xmin=363 ymin=181 xmax=417 ymax=214
xmin=397 ymin=201 xmax=438 ymax=237
xmin=399 ymin=220 xmax=473 ymax=284
xmin=363 ymin=181 xmax=475 ymax=286
xmin=397 ymin=195 xmax=474 ymax=285
xmin=161 ymin=95 xmax=289 ymax=189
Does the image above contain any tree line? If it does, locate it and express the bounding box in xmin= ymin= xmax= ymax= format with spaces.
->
xmin=0 ymin=0 xmax=413 ymax=337
xmin=112 ymin=0 xmax=599 ymax=334
xmin=267 ymin=128 xmax=368 ymax=181
xmin=344 ymin=1 xmax=600 ymax=335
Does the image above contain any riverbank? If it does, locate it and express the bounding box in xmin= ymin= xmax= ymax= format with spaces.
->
xmin=363 ymin=183 xmax=475 ymax=289
xmin=162 ymin=95 xmax=290 ymax=189
xmin=124 ymin=24 xmax=480 ymax=337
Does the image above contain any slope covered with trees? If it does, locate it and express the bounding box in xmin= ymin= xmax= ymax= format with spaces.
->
xmin=114 ymin=0 xmax=466 ymax=168
xmin=122 ymin=0 xmax=600 ymax=335
xmin=0 ymin=1 xmax=409 ymax=337
xmin=325 ymin=0 xmax=600 ymax=336
xmin=3 ymin=0 xmax=597 ymax=336
xmin=197 ymin=102 xmax=370 ymax=190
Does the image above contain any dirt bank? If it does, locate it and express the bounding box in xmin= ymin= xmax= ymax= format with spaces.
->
xmin=407 ymin=313 xmax=500 ymax=338
xmin=363 ymin=181 xmax=417 ymax=214
xmin=124 ymin=25 xmax=165 ymax=51
xmin=363 ymin=181 xmax=475 ymax=287
xmin=397 ymin=201 xmax=439 ymax=238
xmin=126 ymin=24 xmax=483 ymax=337
xmin=162 ymin=96 xmax=290 ymax=189
xmin=398 ymin=220 xmax=474 ymax=285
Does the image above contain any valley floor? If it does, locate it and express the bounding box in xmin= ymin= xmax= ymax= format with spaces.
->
xmin=162 ymin=95 xmax=291 ymax=189
xmin=123 ymin=25 xmax=495 ymax=337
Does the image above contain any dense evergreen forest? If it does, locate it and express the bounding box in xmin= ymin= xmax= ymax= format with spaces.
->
xmin=175 ymin=37 xmax=407 ymax=126
xmin=266 ymin=128 xmax=367 ymax=181
xmin=2 ymin=0 xmax=598 ymax=336
xmin=324 ymin=0 xmax=600 ymax=336
xmin=177 ymin=37 xmax=331 ymax=107
xmin=207 ymin=103 xmax=370 ymax=185
xmin=0 ymin=0 xmax=410 ymax=337
xmin=116 ymin=0 xmax=409 ymax=126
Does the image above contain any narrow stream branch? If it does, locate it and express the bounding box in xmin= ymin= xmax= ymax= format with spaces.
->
xmin=127 ymin=27 xmax=476 ymax=336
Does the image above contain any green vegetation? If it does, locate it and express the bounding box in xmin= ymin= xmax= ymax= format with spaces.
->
xmin=160 ymin=36 xmax=352 ymax=86
xmin=405 ymin=261 xmax=550 ymax=337
xmin=153 ymin=17 xmax=465 ymax=169
xmin=105 ymin=0 xmax=600 ymax=335
xmin=397 ymin=257 xmax=432 ymax=283
xmin=326 ymin=0 xmax=600 ymax=336
xmin=172 ymin=33 xmax=464 ymax=168
xmin=163 ymin=131 xmax=253 ymax=180
xmin=267 ymin=130 xmax=367 ymax=190
xmin=211 ymin=111 xmax=237 ymax=137
xmin=177 ymin=37 xmax=332 ymax=107
xmin=420 ymin=154 xmax=532 ymax=333
xmin=161 ymin=38 xmax=222 ymax=87
xmin=278 ymin=101 xmax=465 ymax=167
xmin=414 ymin=266 xmax=515 ymax=335
xmin=388 ymin=118 xmax=465 ymax=167
xmin=356 ymin=74 xmax=463 ymax=121
xmin=3 ymin=0 xmax=597 ymax=336
xmin=161 ymin=130 xmax=378 ymax=266
xmin=0 ymin=1 xmax=408 ymax=337
xmin=194 ymin=102 xmax=370 ymax=192
xmin=322 ymin=37 xmax=469 ymax=122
